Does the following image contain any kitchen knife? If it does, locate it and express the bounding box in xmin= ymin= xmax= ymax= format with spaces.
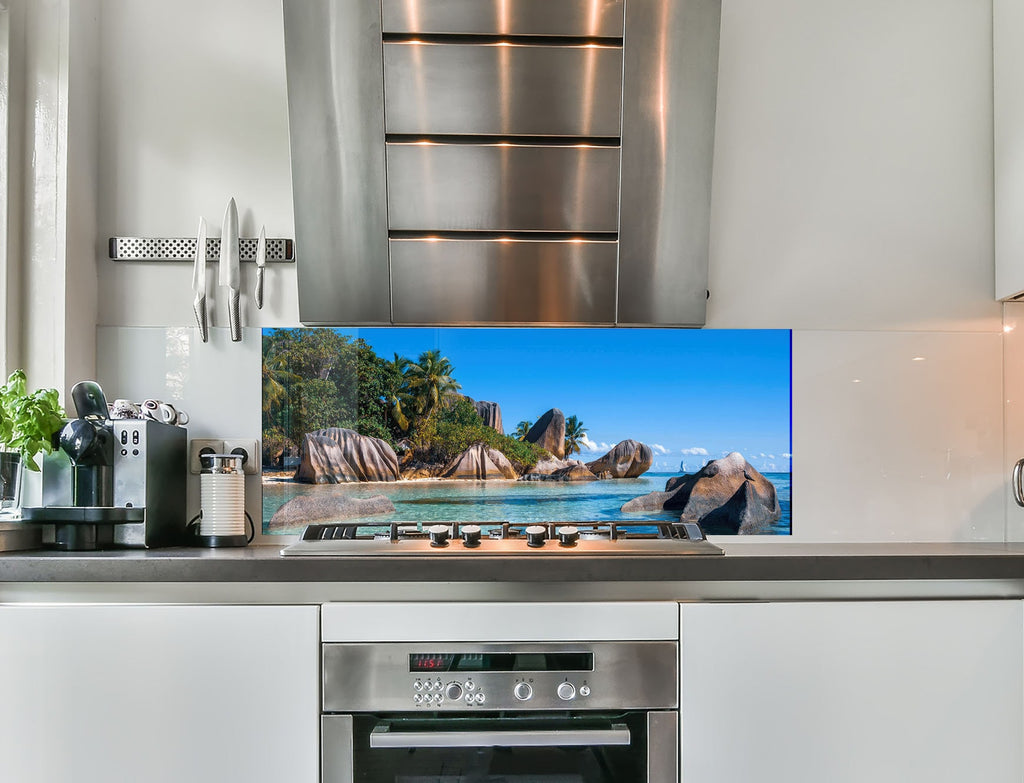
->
xmin=219 ymin=197 xmax=241 ymax=342
xmin=192 ymin=217 xmax=209 ymax=342
xmin=254 ymin=224 xmax=266 ymax=310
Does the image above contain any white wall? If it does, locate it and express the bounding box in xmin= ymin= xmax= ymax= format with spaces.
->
xmin=96 ymin=0 xmax=296 ymax=328
xmin=91 ymin=0 xmax=1006 ymax=542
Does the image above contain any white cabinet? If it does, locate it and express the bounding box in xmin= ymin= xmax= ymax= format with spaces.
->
xmin=0 ymin=604 xmax=319 ymax=783
xmin=680 ymin=601 xmax=1023 ymax=783
xmin=996 ymin=0 xmax=1024 ymax=299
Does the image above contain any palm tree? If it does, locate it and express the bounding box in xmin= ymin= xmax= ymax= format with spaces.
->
xmin=386 ymin=353 xmax=415 ymax=432
xmin=513 ymin=420 xmax=533 ymax=441
xmin=563 ymin=415 xmax=587 ymax=457
xmin=261 ymin=353 xmax=299 ymax=417
xmin=406 ymin=349 xmax=461 ymax=419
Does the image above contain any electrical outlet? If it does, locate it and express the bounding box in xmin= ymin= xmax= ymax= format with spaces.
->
xmin=189 ymin=439 xmax=224 ymax=474
xmin=223 ymin=438 xmax=260 ymax=475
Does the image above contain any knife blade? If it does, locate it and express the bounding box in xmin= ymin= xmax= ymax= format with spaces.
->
xmin=254 ymin=224 xmax=266 ymax=310
xmin=192 ymin=217 xmax=209 ymax=342
xmin=219 ymin=197 xmax=241 ymax=342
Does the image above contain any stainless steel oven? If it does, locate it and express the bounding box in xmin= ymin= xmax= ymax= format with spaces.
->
xmin=321 ymin=641 xmax=678 ymax=783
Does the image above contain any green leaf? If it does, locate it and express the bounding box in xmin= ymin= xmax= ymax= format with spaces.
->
xmin=0 ymin=370 xmax=65 ymax=470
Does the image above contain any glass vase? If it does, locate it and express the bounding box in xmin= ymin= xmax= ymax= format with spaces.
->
xmin=0 ymin=451 xmax=23 ymax=517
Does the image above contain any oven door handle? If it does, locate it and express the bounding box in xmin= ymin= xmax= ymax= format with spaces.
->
xmin=369 ymin=723 xmax=632 ymax=749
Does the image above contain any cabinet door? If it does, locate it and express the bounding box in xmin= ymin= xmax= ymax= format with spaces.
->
xmin=0 ymin=604 xmax=319 ymax=783
xmin=996 ymin=0 xmax=1024 ymax=299
xmin=680 ymin=601 xmax=1023 ymax=783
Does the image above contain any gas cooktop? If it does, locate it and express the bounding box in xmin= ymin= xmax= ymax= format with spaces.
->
xmin=280 ymin=520 xmax=724 ymax=557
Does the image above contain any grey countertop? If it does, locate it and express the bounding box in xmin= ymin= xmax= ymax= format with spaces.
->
xmin=2 ymin=541 xmax=1024 ymax=584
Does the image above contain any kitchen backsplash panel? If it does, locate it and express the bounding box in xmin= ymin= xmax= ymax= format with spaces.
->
xmin=96 ymin=326 xmax=1004 ymax=543
xmin=96 ymin=327 xmax=264 ymax=535
xmin=261 ymin=328 xmax=793 ymax=537
xmin=1002 ymin=302 xmax=1024 ymax=542
xmin=793 ymin=330 xmax=1003 ymax=542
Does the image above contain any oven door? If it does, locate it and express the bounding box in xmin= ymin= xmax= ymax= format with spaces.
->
xmin=323 ymin=711 xmax=677 ymax=783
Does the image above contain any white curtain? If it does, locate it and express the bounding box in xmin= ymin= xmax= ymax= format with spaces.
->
xmin=0 ymin=0 xmax=99 ymax=399
xmin=0 ymin=0 xmax=11 ymax=379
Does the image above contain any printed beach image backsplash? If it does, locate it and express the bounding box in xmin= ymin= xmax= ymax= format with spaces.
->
xmin=262 ymin=328 xmax=792 ymax=536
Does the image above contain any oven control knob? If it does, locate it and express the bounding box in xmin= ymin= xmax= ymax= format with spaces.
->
xmin=525 ymin=525 xmax=547 ymax=548
xmin=461 ymin=525 xmax=482 ymax=548
xmin=557 ymin=526 xmax=579 ymax=546
xmin=445 ymin=682 xmax=464 ymax=701
xmin=514 ymin=682 xmax=533 ymax=701
xmin=428 ymin=524 xmax=450 ymax=547
xmin=579 ymin=685 xmax=591 ymax=697
xmin=557 ymin=682 xmax=576 ymax=701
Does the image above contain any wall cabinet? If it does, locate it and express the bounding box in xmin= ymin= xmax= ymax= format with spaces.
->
xmin=680 ymin=600 xmax=1023 ymax=783
xmin=996 ymin=0 xmax=1024 ymax=300
xmin=0 ymin=604 xmax=319 ymax=783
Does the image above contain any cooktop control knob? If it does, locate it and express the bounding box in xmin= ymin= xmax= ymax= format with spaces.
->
xmin=428 ymin=524 xmax=450 ymax=547
xmin=514 ymin=682 xmax=533 ymax=701
xmin=445 ymin=682 xmax=463 ymax=701
xmin=525 ymin=525 xmax=547 ymax=548
xmin=557 ymin=682 xmax=576 ymax=701
xmin=461 ymin=524 xmax=482 ymax=548
xmin=557 ymin=525 xmax=579 ymax=546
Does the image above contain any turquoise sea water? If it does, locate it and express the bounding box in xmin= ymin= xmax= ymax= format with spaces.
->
xmin=262 ymin=472 xmax=792 ymax=535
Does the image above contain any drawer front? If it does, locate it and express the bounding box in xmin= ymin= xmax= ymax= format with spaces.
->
xmin=381 ymin=0 xmax=625 ymax=37
xmin=390 ymin=239 xmax=617 ymax=324
xmin=384 ymin=42 xmax=623 ymax=137
xmin=386 ymin=143 xmax=621 ymax=232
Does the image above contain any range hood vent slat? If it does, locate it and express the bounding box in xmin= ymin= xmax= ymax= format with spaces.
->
xmin=385 ymin=135 xmax=622 ymax=147
xmin=381 ymin=0 xmax=626 ymax=38
xmin=382 ymin=33 xmax=623 ymax=47
xmin=388 ymin=231 xmax=619 ymax=242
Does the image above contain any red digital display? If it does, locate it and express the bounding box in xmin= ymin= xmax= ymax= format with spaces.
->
xmin=410 ymin=654 xmax=454 ymax=672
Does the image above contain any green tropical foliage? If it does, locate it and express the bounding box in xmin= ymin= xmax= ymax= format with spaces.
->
xmin=261 ymin=330 xmax=398 ymax=466
xmin=414 ymin=398 xmax=545 ymax=473
xmin=386 ymin=353 xmax=414 ymax=433
xmin=261 ymin=329 xmax=568 ymax=475
xmin=563 ymin=415 xmax=588 ymax=457
xmin=405 ymin=349 xmax=461 ymax=419
xmin=262 ymin=353 xmax=298 ymax=418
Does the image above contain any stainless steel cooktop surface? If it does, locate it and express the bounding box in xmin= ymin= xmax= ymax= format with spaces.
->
xmin=280 ymin=520 xmax=723 ymax=557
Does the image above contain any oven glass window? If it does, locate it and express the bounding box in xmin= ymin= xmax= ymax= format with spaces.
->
xmin=349 ymin=713 xmax=647 ymax=783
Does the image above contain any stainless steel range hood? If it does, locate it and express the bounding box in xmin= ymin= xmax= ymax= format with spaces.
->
xmin=283 ymin=0 xmax=721 ymax=326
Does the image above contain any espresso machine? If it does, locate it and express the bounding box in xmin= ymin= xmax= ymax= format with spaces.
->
xmin=22 ymin=381 xmax=187 ymax=550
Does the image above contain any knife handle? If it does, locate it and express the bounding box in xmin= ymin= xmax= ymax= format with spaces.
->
xmin=193 ymin=295 xmax=209 ymax=343
xmin=229 ymin=289 xmax=241 ymax=342
xmin=255 ymin=267 xmax=265 ymax=310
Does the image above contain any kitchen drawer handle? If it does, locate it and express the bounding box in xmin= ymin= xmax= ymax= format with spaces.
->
xmin=1014 ymin=459 xmax=1024 ymax=508
xmin=369 ymin=723 xmax=631 ymax=749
